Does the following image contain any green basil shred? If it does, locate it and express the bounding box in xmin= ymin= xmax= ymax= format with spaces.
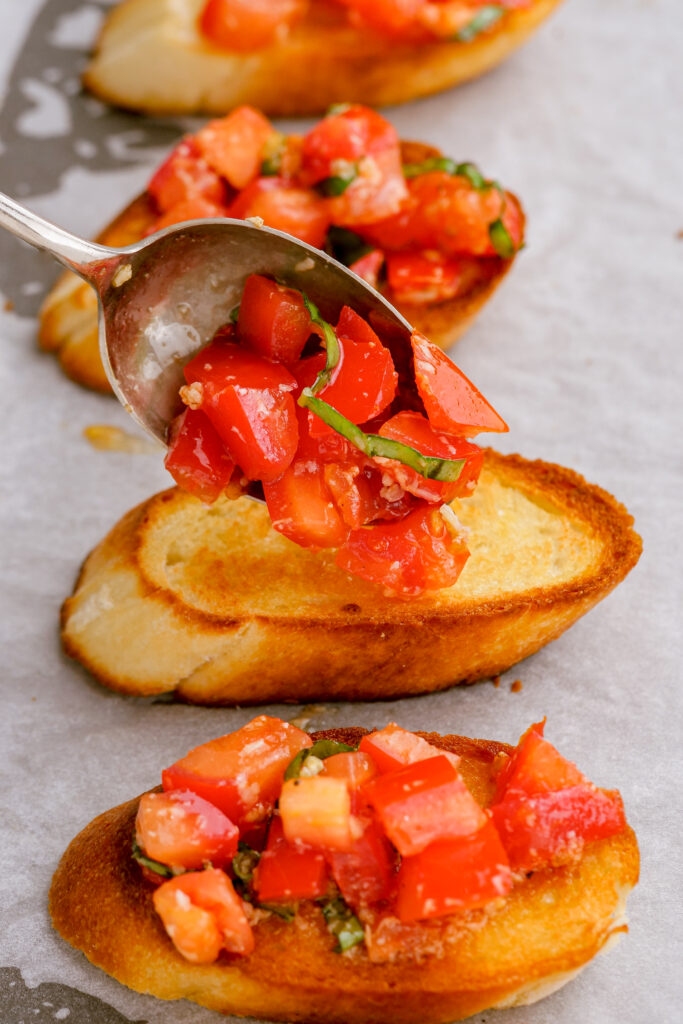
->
xmin=317 ymin=166 xmax=359 ymax=197
xmin=320 ymin=898 xmax=365 ymax=953
xmin=325 ymin=226 xmax=374 ymax=267
xmin=302 ymin=294 xmax=341 ymax=394
xmin=455 ymin=5 xmax=505 ymax=43
xmin=285 ymin=739 xmax=356 ymax=781
xmin=260 ymin=132 xmax=287 ymax=176
xmin=488 ymin=218 xmax=516 ymax=258
xmin=131 ymin=837 xmax=176 ymax=879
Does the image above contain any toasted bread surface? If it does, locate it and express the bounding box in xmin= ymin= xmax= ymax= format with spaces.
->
xmin=38 ymin=142 xmax=519 ymax=392
xmin=61 ymin=450 xmax=641 ymax=703
xmin=84 ymin=0 xmax=564 ymax=116
xmin=49 ymin=727 xmax=638 ymax=1024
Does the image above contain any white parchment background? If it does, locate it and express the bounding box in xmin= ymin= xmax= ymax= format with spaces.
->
xmin=0 ymin=0 xmax=681 ymax=1021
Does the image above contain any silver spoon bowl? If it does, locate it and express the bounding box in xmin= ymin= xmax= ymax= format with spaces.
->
xmin=0 ymin=192 xmax=414 ymax=445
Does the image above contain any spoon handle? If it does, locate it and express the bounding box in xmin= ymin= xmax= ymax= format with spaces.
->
xmin=0 ymin=191 xmax=116 ymax=280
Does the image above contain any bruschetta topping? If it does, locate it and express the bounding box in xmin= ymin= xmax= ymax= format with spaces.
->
xmin=139 ymin=717 xmax=628 ymax=965
xmin=197 ymin=1 xmax=535 ymax=51
xmin=144 ymin=104 xmax=523 ymax=308
xmin=164 ymin=273 xmax=505 ymax=595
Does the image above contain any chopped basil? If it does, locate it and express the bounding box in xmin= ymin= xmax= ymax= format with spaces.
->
xmin=132 ymin=837 xmax=176 ymax=879
xmin=229 ymin=304 xmax=240 ymax=324
xmin=299 ymin=392 xmax=466 ymax=483
xmin=455 ymin=5 xmax=505 ymax=43
xmin=320 ymin=898 xmax=365 ymax=953
xmin=402 ymin=156 xmax=458 ymax=179
xmin=302 ymin=294 xmax=341 ymax=394
xmin=317 ymin=166 xmax=359 ymax=197
xmin=232 ymin=841 xmax=260 ymax=885
xmin=261 ymin=903 xmax=297 ymax=921
xmin=454 ymin=161 xmax=487 ymax=191
xmin=284 ymin=739 xmax=356 ymax=781
xmin=489 ymin=217 xmax=516 ymax=258
xmin=260 ymin=132 xmax=287 ymax=176
xmin=325 ymin=226 xmax=374 ymax=267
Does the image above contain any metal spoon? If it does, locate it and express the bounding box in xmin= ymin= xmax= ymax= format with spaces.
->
xmin=0 ymin=192 xmax=413 ymax=445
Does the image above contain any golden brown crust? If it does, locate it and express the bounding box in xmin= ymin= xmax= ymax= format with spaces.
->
xmin=49 ymin=727 xmax=639 ymax=1024
xmin=83 ymin=0 xmax=564 ymax=117
xmin=60 ymin=450 xmax=642 ymax=703
xmin=38 ymin=141 xmax=521 ymax=391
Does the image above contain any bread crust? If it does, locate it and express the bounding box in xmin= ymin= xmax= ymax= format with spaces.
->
xmin=60 ymin=450 xmax=642 ymax=704
xmin=83 ymin=0 xmax=564 ymax=116
xmin=49 ymin=727 xmax=639 ymax=1024
xmin=37 ymin=142 xmax=520 ymax=392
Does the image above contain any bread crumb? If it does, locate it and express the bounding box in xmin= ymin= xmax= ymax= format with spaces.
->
xmin=510 ymin=679 xmax=523 ymax=693
xmin=3 ymin=298 xmax=14 ymax=312
xmin=491 ymin=675 xmax=501 ymax=688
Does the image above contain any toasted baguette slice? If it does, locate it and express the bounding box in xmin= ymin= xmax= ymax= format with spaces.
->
xmin=38 ymin=141 xmax=519 ymax=393
xmin=61 ymin=450 xmax=641 ymax=703
xmin=49 ymin=726 xmax=639 ymax=1024
xmin=84 ymin=0 xmax=564 ymax=117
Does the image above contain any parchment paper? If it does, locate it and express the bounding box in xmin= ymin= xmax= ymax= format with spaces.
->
xmin=1 ymin=1 xmax=681 ymax=1021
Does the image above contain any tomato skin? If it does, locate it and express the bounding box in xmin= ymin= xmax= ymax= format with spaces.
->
xmin=395 ymin=821 xmax=512 ymax=922
xmin=228 ymin=177 xmax=331 ymax=248
xmin=183 ymin=339 xmax=298 ymax=482
xmin=136 ymin=790 xmax=239 ymax=870
xmin=263 ymin=458 xmax=350 ymax=549
xmin=493 ymin=720 xmax=586 ymax=803
xmin=150 ymin=196 xmax=229 ymax=234
xmin=307 ymin=334 xmax=398 ymax=437
xmin=322 ymin=751 xmax=378 ymax=797
xmin=148 ymin=138 xmax=227 ymax=212
xmin=255 ymin=815 xmax=328 ymax=903
xmin=491 ymin=786 xmax=627 ymax=872
xmin=364 ymin=755 xmax=487 ymax=857
xmin=349 ymin=249 xmax=384 ymax=289
xmin=327 ymin=815 xmax=397 ymax=908
xmin=199 ymin=0 xmax=307 ymax=52
xmin=412 ymin=331 xmax=508 ymax=437
xmin=279 ymin=776 xmax=355 ymax=851
xmin=237 ymin=274 xmax=312 ymax=366
xmin=385 ymin=250 xmax=467 ymax=305
xmin=335 ymin=504 xmax=470 ymax=597
xmin=164 ymin=408 xmax=235 ymax=504
xmin=359 ymin=724 xmax=460 ymax=774
xmin=377 ymin=410 xmax=483 ymax=503
xmin=162 ymin=716 xmax=312 ymax=828
xmin=195 ymin=105 xmax=275 ymax=189
xmin=153 ymin=868 xmax=254 ymax=962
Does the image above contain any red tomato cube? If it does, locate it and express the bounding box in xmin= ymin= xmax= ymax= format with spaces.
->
xmin=335 ymin=504 xmax=470 ymax=597
xmin=255 ymin=816 xmax=328 ymax=903
xmin=153 ymin=868 xmax=254 ymax=962
xmin=164 ymin=408 xmax=234 ymax=504
xmin=301 ymin=105 xmax=400 ymax=185
xmin=493 ymin=720 xmax=587 ymax=802
xmin=279 ymin=776 xmax=355 ymax=851
xmin=395 ymin=821 xmax=512 ymax=922
xmin=263 ymin=458 xmax=350 ymax=549
xmin=238 ymin=274 xmax=312 ymax=366
xmin=136 ymin=790 xmax=239 ymax=870
xmin=149 ymin=196 xmax=229 ymax=234
xmin=308 ymin=333 xmax=398 ymax=436
xmin=412 ymin=331 xmax=508 ymax=437
xmin=359 ymin=724 xmax=460 ymax=774
xmin=195 ymin=105 xmax=275 ymax=189
xmin=364 ymin=755 xmax=487 ymax=857
xmin=228 ymin=177 xmax=331 ymax=249
xmin=162 ymin=716 xmax=312 ymax=828
xmin=349 ymin=249 xmax=384 ymax=290
xmin=183 ymin=339 xmax=299 ymax=482
xmin=199 ymin=0 xmax=307 ymax=52
xmin=322 ymin=751 xmax=378 ymax=812
xmin=148 ymin=137 xmax=227 ymax=213
xmin=327 ymin=815 xmax=396 ymax=909
xmin=377 ymin=410 xmax=483 ymax=503
xmin=385 ymin=251 xmax=466 ymax=305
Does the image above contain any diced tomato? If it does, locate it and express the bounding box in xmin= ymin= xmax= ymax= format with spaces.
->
xmin=338 ymin=0 xmax=427 ymax=38
xmin=195 ymin=106 xmax=275 ymax=190
xmin=301 ymin=105 xmax=399 ymax=185
xmin=323 ymin=751 xmax=378 ymax=811
xmin=228 ymin=177 xmax=331 ymax=248
xmin=385 ymin=251 xmax=467 ymax=305
xmin=327 ymin=815 xmax=396 ymax=908
xmin=330 ymin=147 xmax=409 ymax=228
xmin=292 ymin=394 xmax=356 ymax=462
xmin=263 ymin=458 xmax=350 ymax=549
xmin=164 ymin=408 xmax=234 ymax=504
xmin=322 ymin=460 xmax=389 ymax=530
xmin=199 ymin=0 xmax=307 ymax=52
xmin=149 ymin=196 xmax=229 ymax=234
xmin=335 ymin=305 xmax=382 ymax=349
xmin=377 ymin=410 xmax=483 ymax=503
xmin=136 ymin=790 xmax=238 ymax=870
xmin=335 ymin=503 xmax=470 ymax=597
xmin=364 ymin=755 xmax=487 ymax=857
xmin=500 ymin=193 xmax=524 ymax=253
xmin=153 ymin=868 xmax=254 ymax=963
xmin=162 ymin=716 xmax=312 ymax=828
xmin=254 ymin=816 xmax=328 ymax=903
xmin=148 ymin=138 xmax=226 ymax=213
xmin=307 ymin=334 xmax=398 ymax=437
xmin=237 ymin=274 xmax=312 ymax=366
xmin=349 ymin=249 xmax=384 ymax=289
xmin=183 ymin=339 xmax=298 ymax=482
xmin=279 ymin=776 xmax=355 ymax=851
xmin=412 ymin=331 xmax=508 ymax=437
xmin=491 ymin=786 xmax=627 ymax=871
xmin=493 ymin=720 xmax=587 ymax=803
xmin=395 ymin=821 xmax=512 ymax=922
xmin=359 ymin=723 xmax=460 ymax=774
